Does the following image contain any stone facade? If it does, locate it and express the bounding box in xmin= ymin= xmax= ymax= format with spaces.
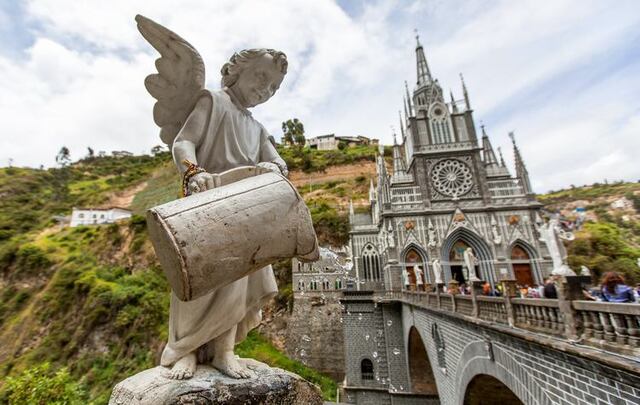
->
xmin=348 ymin=36 xmax=551 ymax=297
xmin=340 ymin=37 xmax=640 ymax=405
xmin=342 ymin=291 xmax=640 ymax=405
xmin=287 ymin=248 xmax=350 ymax=380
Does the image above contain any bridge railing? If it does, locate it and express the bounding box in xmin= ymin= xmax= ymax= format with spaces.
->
xmin=381 ymin=279 xmax=640 ymax=356
xmin=573 ymin=300 xmax=640 ymax=352
xmin=511 ymin=298 xmax=564 ymax=336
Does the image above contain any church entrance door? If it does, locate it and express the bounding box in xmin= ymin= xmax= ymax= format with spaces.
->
xmin=513 ymin=264 xmax=534 ymax=286
xmin=511 ymin=245 xmax=534 ymax=286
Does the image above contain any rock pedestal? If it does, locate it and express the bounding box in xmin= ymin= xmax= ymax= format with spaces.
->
xmin=109 ymin=359 xmax=323 ymax=405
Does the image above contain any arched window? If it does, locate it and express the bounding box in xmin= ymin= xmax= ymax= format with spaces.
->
xmin=449 ymin=240 xmax=472 ymax=284
xmin=362 ymin=244 xmax=381 ymax=281
xmin=361 ymin=358 xmax=374 ymax=380
xmin=322 ymin=278 xmax=330 ymax=290
xmin=297 ymin=280 xmax=305 ymax=291
xmin=335 ymin=278 xmax=342 ymax=290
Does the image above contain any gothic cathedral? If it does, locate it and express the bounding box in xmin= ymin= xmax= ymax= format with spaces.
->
xmin=348 ymin=36 xmax=552 ymax=295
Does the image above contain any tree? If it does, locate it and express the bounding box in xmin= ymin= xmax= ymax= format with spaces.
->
xmin=86 ymin=147 xmax=94 ymax=159
xmin=151 ymin=145 xmax=166 ymax=155
xmin=282 ymin=118 xmax=305 ymax=146
xmin=55 ymin=146 xmax=71 ymax=167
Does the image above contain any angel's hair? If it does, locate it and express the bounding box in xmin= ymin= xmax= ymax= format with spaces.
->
xmin=220 ymin=49 xmax=288 ymax=87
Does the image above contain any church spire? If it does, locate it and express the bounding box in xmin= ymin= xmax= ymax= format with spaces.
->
xmin=497 ymin=146 xmax=506 ymax=167
xmin=404 ymin=80 xmax=413 ymax=116
xmin=460 ymin=73 xmax=471 ymax=110
xmin=415 ymin=31 xmax=432 ymax=86
xmin=481 ymin=125 xmax=499 ymax=168
xmin=510 ymin=132 xmax=533 ymax=194
xmin=398 ymin=111 xmax=405 ymax=139
xmin=450 ymin=90 xmax=458 ymax=113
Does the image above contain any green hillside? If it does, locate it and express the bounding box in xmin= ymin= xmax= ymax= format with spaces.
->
xmin=0 ymin=147 xmax=381 ymax=404
xmin=1 ymin=146 xmax=637 ymax=404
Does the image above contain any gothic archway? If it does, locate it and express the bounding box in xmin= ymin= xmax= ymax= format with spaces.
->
xmin=401 ymin=244 xmax=428 ymax=290
xmin=509 ymin=239 xmax=541 ymax=286
xmin=441 ymin=228 xmax=494 ymax=286
xmin=408 ymin=327 xmax=439 ymax=396
xmin=463 ymin=374 xmax=523 ymax=405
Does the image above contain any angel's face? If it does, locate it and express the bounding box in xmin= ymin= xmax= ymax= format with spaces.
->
xmin=234 ymin=54 xmax=285 ymax=108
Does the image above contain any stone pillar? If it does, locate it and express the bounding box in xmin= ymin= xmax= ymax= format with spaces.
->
xmin=448 ymin=280 xmax=459 ymax=312
xmin=470 ymin=280 xmax=484 ymax=318
xmin=556 ymin=276 xmax=582 ymax=341
xmin=501 ymin=280 xmax=518 ymax=327
xmin=435 ymin=283 xmax=444 ymax=309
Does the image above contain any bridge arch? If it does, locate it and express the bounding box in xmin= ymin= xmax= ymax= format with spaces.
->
xmin=441 ymin=228 xmax=495 ymax=286
xmin=464 ymin=374 xmax=523 ymax=405
xmin=508 ymin=239 xmax=542 ymax=286
xmin=406 ymin=326 xmax=439 ymax=396
xmin=456 ymin=340 xmax=539 ymax=405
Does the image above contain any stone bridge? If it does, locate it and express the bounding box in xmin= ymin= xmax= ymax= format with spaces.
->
xmin=341 ymin=279 xmax=640 ymax=405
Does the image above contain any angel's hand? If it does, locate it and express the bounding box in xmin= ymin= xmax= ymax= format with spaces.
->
xmin=256 ymin=162 xmax=280 ymax=174
xmin=188 ymin=172 xmax=215 ymax=194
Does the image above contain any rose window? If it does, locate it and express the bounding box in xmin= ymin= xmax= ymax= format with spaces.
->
xmin=431 ymin=159 xmax=473 ymax=197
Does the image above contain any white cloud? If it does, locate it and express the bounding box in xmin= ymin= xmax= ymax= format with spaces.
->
xmin=0 ymin=0 xmax=639 ymax=193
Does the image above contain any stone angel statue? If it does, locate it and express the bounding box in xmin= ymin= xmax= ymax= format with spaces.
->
xmin=432 ymin=259 xmax=443 ymax=285
xmin=136 ymin=15 xmax=289 ymax=380
xmin=463 ymin=247 xmax=480 ymax=282
xmin=536 ymin=217 xmax=576 ymax=276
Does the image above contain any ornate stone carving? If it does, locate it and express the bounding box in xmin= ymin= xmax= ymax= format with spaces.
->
xmin=427 ymin=218 xmax=438 ymax=248
xmin=430 ymin=159 xmax=474 ymax=198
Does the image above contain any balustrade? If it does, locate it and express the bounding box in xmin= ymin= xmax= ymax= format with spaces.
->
xmin=454 ymin=295 xmax=473 ymax=316
xmin=371 ymin=282 xmax=640 ymax=357
xmin=511 ymin=298 xmax=563 ymax=335
xmin=574 ymin=301 xmax=640 ymax=353
xmin=477 ymin=296 xmax=508 ymax=325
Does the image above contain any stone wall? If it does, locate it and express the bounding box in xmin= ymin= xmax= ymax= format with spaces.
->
xmin=342 ymin=292 xmax=640 ymax=405
xmin=285 ymin=292 xmax=345 ymax=380
xmin=403 ymin=304 xmax=640 ymax=405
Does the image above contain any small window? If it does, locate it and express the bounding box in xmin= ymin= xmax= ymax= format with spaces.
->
xmin=78 ymin=213 xmax=84 ymax=219
xmin=361 ymin=359 xmax=374 ymax=380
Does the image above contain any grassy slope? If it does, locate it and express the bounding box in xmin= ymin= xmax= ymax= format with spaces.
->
xmin=0 ymin=148 xmax=382 ymax=403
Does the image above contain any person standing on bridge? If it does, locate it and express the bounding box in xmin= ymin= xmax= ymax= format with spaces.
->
xmin=600 ymin=272 xmax=636 ymax=303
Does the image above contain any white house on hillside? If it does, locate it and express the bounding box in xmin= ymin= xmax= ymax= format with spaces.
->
xmin=70 ymin=207 xmax=132 ymax=227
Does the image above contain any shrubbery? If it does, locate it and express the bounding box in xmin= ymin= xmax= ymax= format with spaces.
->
xmin=0 ymin=363 xmax=88 ymax=405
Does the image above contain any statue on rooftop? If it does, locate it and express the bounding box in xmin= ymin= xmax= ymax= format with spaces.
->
xmin=136 ymin=15 xmax=318 ymax=381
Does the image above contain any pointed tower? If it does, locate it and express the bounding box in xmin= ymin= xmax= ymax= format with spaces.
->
xmin=398 ymin=111 xmax=405 ymax=139
xmin=415 ymin=33 xmax=432 ymax=86
xmin=510 ymin=132 xmax=533 ymax=194
xmin=481 ymin=125 xmax=499 ymax=168
xmin=497 ymin=147 xmax=507 ymax=167
xmin=404 ymin=81 xmax=413 ymax=117
xmin=450 ymin=90 xmax=458 ymax=113
xmin=460 ymin=73 xmax=471 ymax=111
xmin=391 ymin=130 xmax=412 ymax=184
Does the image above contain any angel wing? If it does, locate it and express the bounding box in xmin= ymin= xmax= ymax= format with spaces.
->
xmin=135 ymin=14 xmax=206 ymax=146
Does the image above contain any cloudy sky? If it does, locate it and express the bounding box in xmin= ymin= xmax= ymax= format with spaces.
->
xmin=1 ymin=0 xmax=639 ymax=192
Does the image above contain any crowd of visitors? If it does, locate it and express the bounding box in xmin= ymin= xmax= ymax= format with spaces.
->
xmin=509 ymin=271 xmax=637 ymax=303
xmin=415 ymin=271 xmax=638 ymax=304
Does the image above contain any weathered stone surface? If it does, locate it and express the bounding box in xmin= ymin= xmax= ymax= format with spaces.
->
xmin=109 ymin=359 xmax=323 ymax=405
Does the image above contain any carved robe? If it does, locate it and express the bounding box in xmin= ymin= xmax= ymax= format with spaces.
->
xmin=161 ymin=89 xmax=282 ymax=366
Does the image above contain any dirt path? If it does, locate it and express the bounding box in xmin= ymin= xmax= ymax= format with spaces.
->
xmin=289 ymin=162 xmax=377 ymax=187
xmin=100 ymin=181 xmax=148 ymax=209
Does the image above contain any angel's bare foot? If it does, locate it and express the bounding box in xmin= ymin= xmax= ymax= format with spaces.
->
xmin=168 ymin=352 xmax=196 ymax=380
xmin=212 ymin=351 xmax=254 ymax=379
